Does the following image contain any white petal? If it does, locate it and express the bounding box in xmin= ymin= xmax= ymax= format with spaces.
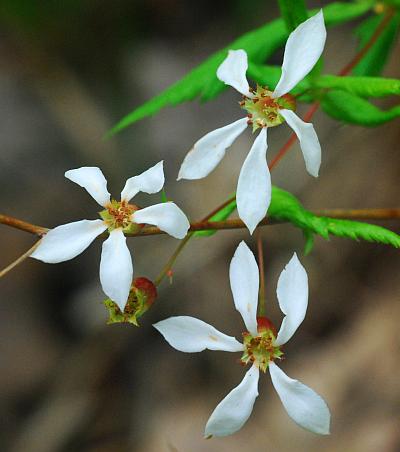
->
xmin=229 ymin=241 xmax=259 ymax=336
xmin=177 ymin=118 xmax=248 ymax=180
xmin=99 ymin=229 xmax=132 ymax=311
xmin=216 ymin=49 xmax=253 ymax=97
xmin=205 ymin=366 xmax=259 ymax=437
xmin=273 ymin=10 xmax=327 ymax=98
xmin=153 ymin=316 xmax=243 ymax=353
xmin=65 ymin=167 xmax=111 ymax=207
xmin=31 ymin=219 xmax=107 ymax=263
xmin=280 ymin=109 xmax=321 ymax=177
xmin=120 ymin=161 xmax=164 ymax=202
xmin=269 ymin=362 xmax=330 ymax=435
xmin=132 ymin=202 xmax=190 ymax=239
xmin=275 ymin=253 xmax=308 ymax=346
xmin=236 ymin=128 xmax=271 ymax=234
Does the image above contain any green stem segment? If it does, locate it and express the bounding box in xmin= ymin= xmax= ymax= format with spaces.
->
xmin=256 ymin=229 xmax=266 ymax=317
xmin=154 ymin=233 xmax=193 ymax=286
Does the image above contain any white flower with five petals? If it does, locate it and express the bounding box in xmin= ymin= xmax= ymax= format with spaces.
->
xmin=31 ymin=162 xmax=190 ymax=310
xmin=154 ymin=241 xmax=330 ymax=437
xmin=178 ymin=11 xmax=326 ymax=233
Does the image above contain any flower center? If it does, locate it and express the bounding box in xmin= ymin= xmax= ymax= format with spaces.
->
xmin=99 ymin=200 xmax=141 ymax=233
xmin=241 ymin=317 xmax=283 ymax=372
xmin=104 ymin=277 xmax=157 ymax=326
xmin=241 ymin=85 xmax=296 ymax=132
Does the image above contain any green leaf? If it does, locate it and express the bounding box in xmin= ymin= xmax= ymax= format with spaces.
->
xmin=353 ymin=13 xmax=400 ymax=76
xmin=321 ymin=89 xmax=400 ymax=125
xmin=315 ymin=74 xmax=400 ymax=97
xmin=278 ymin=0 xmax=308 ymax=31
xmin=303 ymin=229 xmax=315 ymax=255
xmin=268 ymin=186 xmax=400 ymax=249
xmin=247 ymin=63 xmax=311 ymax=94
xmin=108 ymin=2 xmax=372 ymax=135
xmin=160 ymin=189 xmax=168 ymax=203
xmin=194 ymin=198 xmax=236 ymax=237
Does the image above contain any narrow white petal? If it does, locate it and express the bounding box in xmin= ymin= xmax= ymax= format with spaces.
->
xmin=65 ymin=167 xmax=111 ymax=207
xmin=229 ymin=241 xmax=259 ymax=336
xmin=120 ymin=161 xmax=164 ymax=202
xmin=216 ymin=49 xmax=253 ymax=97
xmin=280 ymin=109 xmax=321 ymax=177
xmin=236 ymin=128 xmax=271 ymax=234
xmin=31 ymin=219 xmax=107 ymax=263
xmin=178 ymin=118 xmax=248 ymax=180
xmin=153 ymin=316 xmax=243 ymax=353
xmin=273 ymin=11 xmax=326 ymax=98
xmin=99 ymin=229 xmax=132 ymax=311
xmin=275 ymin=253 xmax=308 ymax=346
xmin=269 ymin=362 xmax=330 ymax=435
xmin=205 ymin=366 xmax=259 ymax=437
xmin=132 ymin=202 xmax=190 ymax=239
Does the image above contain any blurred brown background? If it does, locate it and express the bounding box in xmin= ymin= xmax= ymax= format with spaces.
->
xmin=0 ymin=1 xmax=399 ymax=451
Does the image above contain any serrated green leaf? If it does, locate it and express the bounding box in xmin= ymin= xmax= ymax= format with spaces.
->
xmin=195 ymin=187 xmax=400 ymax=248
xmin=321 ymin=89 xmax=400 ymax=125
xmin=303 ymin=229 xmax=315 ymax=255
xmin=268 ymin=186 xmax=400 ymax=248
xmin=108 ymin=2 xmax=372 ymax=135
xmin=353 ymin=13 xmax=400 ymax=76
xmin=278 ymin=0 xmax=308 ymax=31
xmin=194 ymin=198 xmax=236 ymax=237
xmin=316 ymin=75 xmax=400 ymax=97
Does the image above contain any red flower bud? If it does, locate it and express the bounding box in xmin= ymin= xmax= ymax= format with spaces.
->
xmin=256 ymin=316 xmax=277 ymax=336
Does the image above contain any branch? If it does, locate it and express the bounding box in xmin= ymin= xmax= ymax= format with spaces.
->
xmin=1 ymin=209 xmax=399 ymax=238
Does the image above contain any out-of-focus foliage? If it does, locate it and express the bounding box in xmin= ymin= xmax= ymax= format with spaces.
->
xmin=278 ymin=0 xmax=308 ymax=31
xmin=353 ymin=12 xmax=400 ymax=76
xmin=321 ymin=89 xmax=400 ymax=125
xmin=109 ymin=1 xmax=374 ymax=135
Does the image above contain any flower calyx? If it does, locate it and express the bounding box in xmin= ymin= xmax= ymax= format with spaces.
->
xmin=241 ymin=316 xmax=283 ymax=372
xmin=241 ymin=85 xmax=296 ymax=132
xmin=100 ymin=199 xmax=142 ymax=233
xmin=104 ymin=277 xmax=157 ymax=326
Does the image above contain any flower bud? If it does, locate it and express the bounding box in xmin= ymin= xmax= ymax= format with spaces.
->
xmin=256 ymin=316 xmax=277 ymax=336
xmin=104 ymin=277 xmax=157 ymax=326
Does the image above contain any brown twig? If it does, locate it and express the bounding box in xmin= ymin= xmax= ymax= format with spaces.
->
xmin=0 ymin=214 xmax=48 ymax=236
xmin=1 ymin=209 xmax=399 ymax=239
xmin=0 ymin=240 xmax=42 ymax=278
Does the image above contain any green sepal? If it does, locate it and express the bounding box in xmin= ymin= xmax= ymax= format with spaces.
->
xmin=103 ymin=289 xmax=150 ymax=327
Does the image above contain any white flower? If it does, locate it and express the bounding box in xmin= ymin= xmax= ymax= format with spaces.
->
xmin=31 ymin=162 xmax=190 ymax=310
xmin=178 ymin=11 xmax=326 ymax=234
xmin=154 ymin=241 xmax=330 ymax=437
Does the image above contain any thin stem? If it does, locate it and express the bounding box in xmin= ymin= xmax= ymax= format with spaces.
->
xmin=0 ymin=214 xmax=48 ymax=236
xmin=256 ymin=229 xmax=266 ymax=317
xmin=154 ymin=233 xmax=193 ymax=286
xmin=0 ymin=240 xmax=42 ymax=278
xmin=339 ymin=9 xmax=395 ymax=76
xmin=313 ymin=208 xmax=400 ymax=220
